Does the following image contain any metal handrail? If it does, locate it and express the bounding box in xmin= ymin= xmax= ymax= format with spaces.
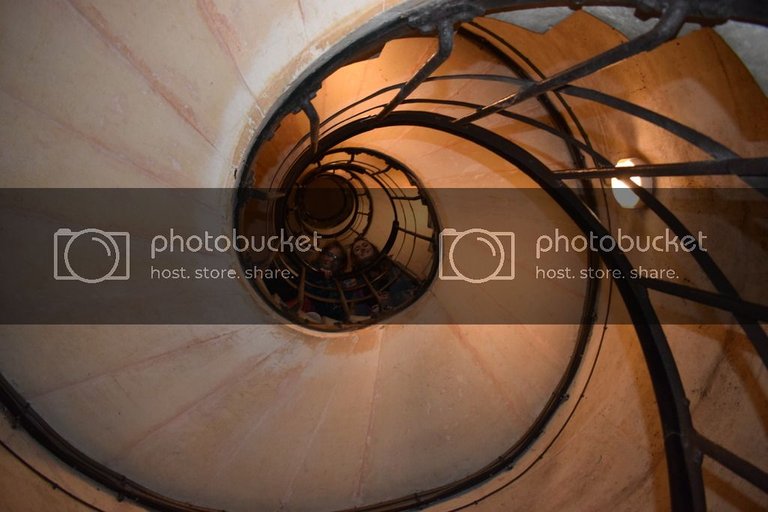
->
xmin=2 ymin=2 xmax=765 ymax=512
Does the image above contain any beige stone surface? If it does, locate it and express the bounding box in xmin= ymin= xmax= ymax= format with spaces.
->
xmin=0 ymin=2 xmax=766 ymax=512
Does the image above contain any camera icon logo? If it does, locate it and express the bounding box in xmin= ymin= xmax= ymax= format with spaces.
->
xmin=439 ymin=228 xmax=515 ymax=284
xmin=53 ymin=228 xmax=130 ymax=284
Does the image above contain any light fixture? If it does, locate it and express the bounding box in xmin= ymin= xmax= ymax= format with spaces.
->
xmin=610 ymin=158 xmax=653 ymax=209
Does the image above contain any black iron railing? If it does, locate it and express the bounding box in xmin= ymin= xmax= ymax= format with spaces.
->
xmin=2 ymin=2 xmax=766 ymax=511
xmin=238 ymin=1 xmax=768 ymax=509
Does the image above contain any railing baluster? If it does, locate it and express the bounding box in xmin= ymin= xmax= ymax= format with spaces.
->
xmin=295 ymin=267 xmax=307 ymax=312
xmin=301 ymin=98 xmax=320 ymax=157
xmin=335 ymin=279 xmax=352 ymax=321
xmin=455 ymin=0 xmax=688 ymax=124
xmin=640 ymin=278 xmax=768 ymax=321
xmin=696 ymin=432 xmax=768 ymax=493
xmin=362 ymin=273 xmax=383 ymax=308
xmin=377 ymin=19 xmax=454 ymax=119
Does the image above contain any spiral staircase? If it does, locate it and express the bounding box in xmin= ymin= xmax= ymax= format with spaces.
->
xmin=1 ymin=1 xmax=767 ymax=511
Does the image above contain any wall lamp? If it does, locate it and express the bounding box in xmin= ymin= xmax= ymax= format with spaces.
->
xmin=610 ymin=158 xmax=653 ymax=209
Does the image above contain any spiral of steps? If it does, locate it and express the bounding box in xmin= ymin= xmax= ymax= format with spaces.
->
xmin=1 ymin=2 xmax=767 ymax=512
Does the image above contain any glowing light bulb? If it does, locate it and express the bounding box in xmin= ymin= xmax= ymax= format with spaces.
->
xmin=610 ymin=158 xmax=652 ymax=209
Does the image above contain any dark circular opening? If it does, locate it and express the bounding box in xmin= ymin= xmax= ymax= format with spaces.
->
xmin=236 ymin=148 xmax=439 ymax=331
xmin=297 ymin=172 xmax=357 ymax=230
